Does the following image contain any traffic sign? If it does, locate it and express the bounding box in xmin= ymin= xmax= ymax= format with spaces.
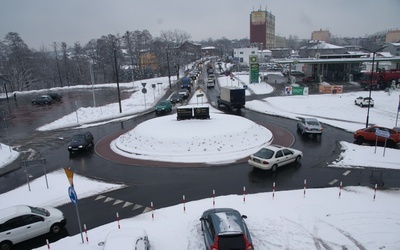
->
xmin=142 ymin=88 xmax=147 ymax=94
xmin=68 ymin=186 xmax=78 ymax=204
xmin=141 ymin=82 xmax=147 ymax=87
xmin=375 ymin=128 xmax=390 ymax=138
xmin=197 ymin=94 xmax=204 ymax=97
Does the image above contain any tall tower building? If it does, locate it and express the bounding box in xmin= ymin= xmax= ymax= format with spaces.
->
xmin=250 ymin=8 xmax=275 ymax=49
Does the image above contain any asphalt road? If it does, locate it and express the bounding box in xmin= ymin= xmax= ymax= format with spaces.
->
xmin=1 ymin=76 xmax=400 ymax=249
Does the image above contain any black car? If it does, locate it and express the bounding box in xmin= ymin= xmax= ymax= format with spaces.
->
xmin=200 ymin=208 xmax=254 ymax=250
xmin=170 ymin=92 xmax=183 ymax=103
xmin=47 ymin=93 xmax=62 ymax=101
xmin=68 ymin=131 xmax=94 ymax=153
xmin=31 ymin=95 xmax=53 ymax=105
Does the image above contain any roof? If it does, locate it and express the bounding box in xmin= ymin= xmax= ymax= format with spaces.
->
xmin=202 ymin=208 xmax=245 ymax=235
xmin=0 ymin=205 xmax=31 ymax=223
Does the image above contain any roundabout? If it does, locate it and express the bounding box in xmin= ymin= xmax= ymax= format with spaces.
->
xmin=95 ymin=111 xmax=295 ymax=167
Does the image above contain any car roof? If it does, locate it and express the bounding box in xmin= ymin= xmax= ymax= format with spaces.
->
xmin=0 ymin=205 xmax=31 ymax=223
xmin=202 ymin=208 xmax=246 ymax=235
xmin=104 ymin=228 xmax=148 ymax=250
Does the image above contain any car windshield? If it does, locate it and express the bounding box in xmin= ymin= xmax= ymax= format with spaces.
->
xmin=30 ymin=206 xmax=50 ymax=216
xmin=72 ymin=134 xmax=85 ymax=141
xmin=253 ymin=148 xmax=274 ymax=159
xmin=159 ymin=101 xmax=169 ymax=105
xmin=218 ymin=234 xmax=246 ymax=249
xmin=306 ymin=120 xmax=320 ymax=126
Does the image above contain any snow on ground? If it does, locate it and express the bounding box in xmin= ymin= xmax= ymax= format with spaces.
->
xmin=1 ymin=71 xmax=400 ymax=249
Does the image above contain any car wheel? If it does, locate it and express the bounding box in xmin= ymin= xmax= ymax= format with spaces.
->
xmin=0 ymin=241 xmax=12 ymax=250
xmin=387 ymin=140 xmax=396 ymax=148
xmin=271 ymin=164 xmax=278 ymax=172
xmin=295 ymin=155 xmax=301 ymax=163
xmin=50 ymin=223 xmax=63 ymax=234
xmin=355 ymin=136 xmax=364 ymax=144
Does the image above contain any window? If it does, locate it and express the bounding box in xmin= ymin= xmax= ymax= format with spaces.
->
xmin=275 ymin=150 xmax=284 ymax=158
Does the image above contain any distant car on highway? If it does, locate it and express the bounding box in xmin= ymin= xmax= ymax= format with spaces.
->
xmin=282 ymin=70 xmax=305 ymax=77
xmin=170 ymin=92 xmax=183 ymax=103
xmin=155 ymin=100 xmax=172 ymax=115
xmin=354 ymin=96 xmax=374 ymax=107
xmin=31 ymin=95 xmax=53 ymax=105
xmin=178 ymin=89 xmax=190 ymax=99
xmin=297 ymin=117 xmax=323 ymax=135
xmin=68 ymin=131 xmax=94 ymax=154
xmin=248 ymin=144 xmax=303 ymax=171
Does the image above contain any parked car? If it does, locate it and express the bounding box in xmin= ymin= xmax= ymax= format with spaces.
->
xmin=0 ymin=205 xmax=66 ymax=250
xmin=31 ymin=95 xmax=53 ymax=105
xmin=98 ymin=228 xmax=150 ymax=250
xmin=248 ymin=144 xmax=303 ymax=171
xmin=170 ymin=92 xmax=183 ymax=103
xmin=155 ymin=100 xmax=172 ymax=115
xmin=353 ymin=126 xmax=400 ymax=148
xmin=200 ymin=208 xmax=254 ymax=250
xmin=178 ymin=88 xmax=190 ymax=99
xmin=297 ymin=117 xmax=323 ymax=135
xmin=354 ymin=96 xmax=374 ymax=107
xmin=283 ymin=70 xmax=305 ymax=77
xmin=68 ymin=131 xmax=94 ymax=153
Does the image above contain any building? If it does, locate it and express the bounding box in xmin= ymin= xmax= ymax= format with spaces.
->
xmin=311 ymin=29 xmax=331 ymax=42
xmin=250 ymin=8 xmax=275 ymax=49
xmin=233 ymin=47 xmax=258 ymax=65
xmin=386 ymin=30 xmax=400 ymax=43
xmin=385 ymin=43 xmax=400 ymax=57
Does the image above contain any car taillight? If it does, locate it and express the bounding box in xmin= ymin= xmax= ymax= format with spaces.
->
xmin=244 ymin=235 xmax=254 ymax=250
xmin=262 ymin=160 xmax=269 ymax=164
xmin=210 ymin=236 xmax=219 ymax=250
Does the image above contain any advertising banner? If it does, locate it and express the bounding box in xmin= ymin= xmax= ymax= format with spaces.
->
xmin=285 ymin=86 xmax=309 ymax=96
xmin=318 ymin=85 xmax=343 ymax=94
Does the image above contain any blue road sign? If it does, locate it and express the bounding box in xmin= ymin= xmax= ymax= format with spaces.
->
xmin=68 ymin=186 xmax=78 ymax=204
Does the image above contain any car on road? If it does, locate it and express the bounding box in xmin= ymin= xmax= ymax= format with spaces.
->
xmin=353 ymin=126 xmax=400 ymax=148
xmin=68 ymin=131 xmax=94 ymax=154
xmin=297 ymin=117 xmax=323 ymax=135
xmin=99 ymin=228 xmax=150 ymax=250
xmin=354 ymin=96 xmax=374 ymax=107
xmin=248 ymin=144 xmax=303 ymax=171
xmin=178 ymin=88 xmax=190 ymax=99
xmin=155 ymin=100 xmax=172 ymax=115
xmin=282 ymin=70 xmax=305 ymax=77
xmin=207 ymin=78 xmax=215 ymax=88
xmin=31 ymin=95 xmax=53 ymax=105
xmin=0 ymin=205 xmax=66 ymax=250
xmin=199 ymin=208 xmax=254 ymax=250
xmin=170 ymin=92 xmax=183 ymax=103
xmin=47 ymin=93 xmax=62 ymax=101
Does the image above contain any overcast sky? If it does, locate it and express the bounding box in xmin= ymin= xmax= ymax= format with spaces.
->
xmin=1 ymin=0 xmax=399 ymax=50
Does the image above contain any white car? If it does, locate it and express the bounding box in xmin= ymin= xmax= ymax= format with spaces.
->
xmin=354 ymin=96 xmax=374 ymax=107
xmin=99 ymin=228 xmax=150 ymax=250
xmin=297 ymin=117 xmax=323 ymax=135
xmin=206 ymin=78 xmax=215 ymax=88
xmin=248 ymin=144 xmax=303 ymax=171
xmin=0 ymin=205 xmax=66 ymax=250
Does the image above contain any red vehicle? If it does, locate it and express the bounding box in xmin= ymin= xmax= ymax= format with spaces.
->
xmin=358 ymin=69 xmax=400 ymax=90
xmin=353 ymin=126 xmax=400 ymax=148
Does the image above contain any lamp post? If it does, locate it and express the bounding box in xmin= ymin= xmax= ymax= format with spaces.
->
xmin=365 ymin=45 xmax=387 ymax=128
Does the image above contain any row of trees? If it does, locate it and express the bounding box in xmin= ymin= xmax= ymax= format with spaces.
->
xmin=1 ymin=29 xmax=243 ymax=93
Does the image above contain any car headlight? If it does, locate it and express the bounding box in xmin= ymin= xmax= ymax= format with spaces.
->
xmin=78 ymin=145 xmax=83 ymax=148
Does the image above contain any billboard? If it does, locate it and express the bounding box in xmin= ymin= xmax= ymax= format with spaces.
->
xmin=285 ymin=86 xmax=309 ymax=96
xmin=251 ymin=11 xmax=266 ymax=25
xmin=318 ymin=85 xmax=343 ymax=94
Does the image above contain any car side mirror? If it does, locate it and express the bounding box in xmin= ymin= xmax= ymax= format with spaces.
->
xmin=242 ymin=215 xmax=248 ymax=219
xmin=98 ymin=242 xmax=105 ymax=246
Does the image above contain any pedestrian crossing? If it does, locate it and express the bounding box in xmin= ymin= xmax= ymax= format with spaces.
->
xmin=94 ymin=194 xmax=150 ymax=213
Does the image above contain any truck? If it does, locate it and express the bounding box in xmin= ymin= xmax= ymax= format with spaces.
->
xmin=217 ymin=86 xmax=245 ymax=110
xmin=358 ymin=69 xmax=400 ymax=90
xmin=179 ymin=76 xmax=192 ymax=92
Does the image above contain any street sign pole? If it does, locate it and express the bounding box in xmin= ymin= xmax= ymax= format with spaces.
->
xmin=68 ymin=186 xmax=84 ymax=243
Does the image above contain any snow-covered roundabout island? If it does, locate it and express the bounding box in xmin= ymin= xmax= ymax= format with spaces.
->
xmin=110 ymin=113 xmax=273 ymax=164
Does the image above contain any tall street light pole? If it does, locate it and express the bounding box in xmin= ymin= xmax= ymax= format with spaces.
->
xmin=365 ymin=45 xmax=387 ymax=128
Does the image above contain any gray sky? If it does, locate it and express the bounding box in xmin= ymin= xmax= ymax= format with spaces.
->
xmin=1 ymin=0 xmax=399 ymax=50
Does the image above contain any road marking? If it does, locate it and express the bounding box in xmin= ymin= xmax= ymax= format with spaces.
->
xmin=133 ymin=204 xmax=143 ymax=210
xmin=343 ymin=170 xmax=351 ymax=176
xmin=95 ymin=195 xmax=106 ymax=201
xmin=329 ymin=179 xmax=338 ymax=185
xmin=113 ymin=199 xmax=123 ymax=205
xmin=123 ymin=202 xmax=133 ymax=208
xmin=104 ymin=197 xmax=115 ymax=203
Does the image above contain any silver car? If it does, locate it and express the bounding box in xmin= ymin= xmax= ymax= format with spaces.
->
xmin=297 ymin=117 xmax=323 ymax=135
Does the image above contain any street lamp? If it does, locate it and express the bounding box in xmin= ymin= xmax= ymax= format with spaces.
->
xmin=365 ymin=45 xmax=387 ymax=128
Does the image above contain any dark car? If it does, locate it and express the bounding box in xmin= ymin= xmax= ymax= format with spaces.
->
xmin=170 ymin=92 xmax=183 ymax=103
xmin=200 ymin=208 xmax=254 ymax=250
xmin=47 ymin=93 xmax=62 ymax=101
xmin=155 ymin=100 xmax=172 ymax=115
xmin=31 ymin=95 xmax=53 ymax=105
xmin=68 ymin=131 xmax=94 ymax=153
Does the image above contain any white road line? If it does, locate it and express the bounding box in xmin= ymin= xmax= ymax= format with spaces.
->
xmin=343 ymin=170 xmax=351 ymax=176
xmin=329 ymin=179 xmax=338 ymax=185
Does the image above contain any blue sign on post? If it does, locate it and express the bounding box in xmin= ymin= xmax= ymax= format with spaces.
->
xmin=68 ymin=186 xmax=78 ymax=204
